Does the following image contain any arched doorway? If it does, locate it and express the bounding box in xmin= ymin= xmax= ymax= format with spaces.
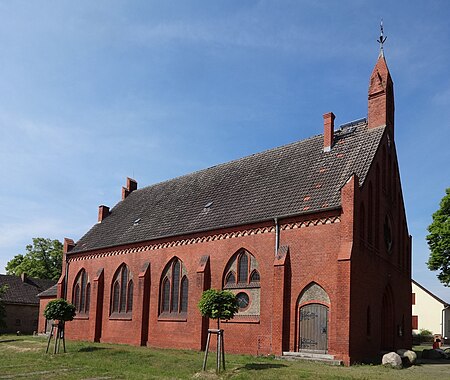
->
xmin=299 ymin=303 xmax=329 ymax=352
xmin=297 ymin=283 xmax=330 ymax=353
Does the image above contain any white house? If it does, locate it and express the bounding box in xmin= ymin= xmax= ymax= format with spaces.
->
xmin=412 ymin=279 xmax=450 ymax=343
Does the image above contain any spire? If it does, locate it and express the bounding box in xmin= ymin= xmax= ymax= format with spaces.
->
xmin=377 ymin=19 xmax=387 ymax=58
xmin=368 ymin=21 xmax=395 ymax=138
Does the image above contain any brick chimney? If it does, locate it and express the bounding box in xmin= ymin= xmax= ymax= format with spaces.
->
xmin=323 ymin=112 xmax=335 ymax=152
xmin=122 ymin=177 xmax=138 ymax=200
xmin=98 ymin=205 xmax=110 ymax=222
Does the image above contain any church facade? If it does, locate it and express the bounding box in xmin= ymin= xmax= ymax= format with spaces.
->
xmin=57 ymin=52 xmax=412 ymax=365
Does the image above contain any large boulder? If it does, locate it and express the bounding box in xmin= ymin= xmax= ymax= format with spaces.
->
xmin=382 ymin=352 xmax=403 ymax=368
xmin=396 ymin=349 xmax=417 ymax=365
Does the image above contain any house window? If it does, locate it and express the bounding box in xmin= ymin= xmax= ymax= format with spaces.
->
xmin=412 ymin=293 xmax=415 ymax=305
xmin=72 ymin=269 xmax=90 ymax=315
xmin=412 ymin=315 xmax=418 ymax=330
xmin=159 ymin=258 xmax=188 ymax=316
xmin=110 ymin=264 xmax=133 ymax=317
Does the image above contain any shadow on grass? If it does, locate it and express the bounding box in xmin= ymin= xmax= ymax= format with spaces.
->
xmin=0 ymin=339 xmax=20 ymax=343
xmin=78 ymin=346 xmax=112 ymax=353
xmin=240 ymin=363 xmax=287 ymax=370
xmin=416 ymin=359 xmax=450 ymax=365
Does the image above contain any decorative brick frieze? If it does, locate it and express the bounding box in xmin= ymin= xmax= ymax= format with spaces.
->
xmin=67 ymin=216 xmax=341 ymax=263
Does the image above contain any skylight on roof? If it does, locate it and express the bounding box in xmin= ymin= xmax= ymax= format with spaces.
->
xmin=133 ymin=218 xmax=141 ymax=226
xmin=204 ymin=201 xmax=213 ymax=208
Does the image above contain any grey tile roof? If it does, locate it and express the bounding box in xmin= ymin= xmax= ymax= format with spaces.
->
xmin=72 ymin=122 xmax=385 ymax=254
xmin=0 ymin=275 xmax=56 ymax=305
xmin=37 ymin=284 xmax=58 ymax=298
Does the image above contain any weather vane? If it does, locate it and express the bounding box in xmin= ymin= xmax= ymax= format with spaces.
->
xmin=377 ymin=19 xmax=387 ymax=55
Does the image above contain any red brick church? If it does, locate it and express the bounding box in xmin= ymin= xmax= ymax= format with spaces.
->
xmin=56 ymin=50 xmax=412 ymax=365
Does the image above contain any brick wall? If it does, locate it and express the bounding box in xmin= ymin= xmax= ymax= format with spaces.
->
xmin=1 ymin=303 xmax=38 ymax=334
xmin=38 ymin=297 xmax=56 ymax=334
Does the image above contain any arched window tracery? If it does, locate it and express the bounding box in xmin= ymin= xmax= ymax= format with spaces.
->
xmin=110 ymin=264 xmax=133 ymax=316
xmin=223 ymin=249 xmax=260 ymax=318
xmin=72 ymin=269 xmax=90 ymax=315
xmin=159 ymin=258 xmax=188 ymax=316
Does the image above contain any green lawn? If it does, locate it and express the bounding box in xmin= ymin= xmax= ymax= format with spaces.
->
xmin=0 ymin=336 xmax=447 ymax=379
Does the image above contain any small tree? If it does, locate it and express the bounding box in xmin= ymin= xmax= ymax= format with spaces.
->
xmin=198 ymin=289 xmax=239 ymax=372
xmin=44 ymin=299 xmax=76 ymax=354
xmin=44 ymin=299 xmax=76 ymax=322
xmin=427 ymin=188 xmax=450 ymax=286
xmin=198 ymin=289 xmax=239 ymax=329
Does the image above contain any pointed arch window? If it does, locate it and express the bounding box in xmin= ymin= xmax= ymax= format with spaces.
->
xmin=226 ymin=271 xmax=236 ymax=286
xmin=368 ymin=182 xmax=373 ymax=244
xmin=224 ymin=249 xmax=260 ymax=288
xmin=238 ymin=253 xmax=248 ymax=283
xmin=110 ymin=264 xmax=133 ymax=317
xmin=162 ymin=278 xmax=170 ymax=312
xmin=72 ymin=269 xmax=90 ymax=315
xmin=250 ymin=270 xmax=260 ymax=283
xmin=223 ymin=249 xmax=261 ymax=319
xmin=159 ymin=258 xmax=188 ymax=317
xmin=180 ymin=277 xmax=189 ymax=313
xmin=360 ymin=202 xmax=366 ymax=241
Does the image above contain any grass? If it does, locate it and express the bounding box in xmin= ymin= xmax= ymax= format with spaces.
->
xmin=0 ymin=335 xmax=448 ymax=379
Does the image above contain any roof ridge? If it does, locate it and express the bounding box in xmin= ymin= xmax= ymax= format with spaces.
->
xmin=126 ymin=132 xmax=324 ymax=197
xmin=72 ymin=121 xmax=384 ymax=253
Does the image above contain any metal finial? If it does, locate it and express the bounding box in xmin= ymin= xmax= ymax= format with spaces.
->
xmin=377 ymin=19 xmax=387 ymax=56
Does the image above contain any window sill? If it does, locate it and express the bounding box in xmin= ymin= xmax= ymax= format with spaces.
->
xmin=109 ymin=313 xmax=132 ymax=321
xmin=74 ymin=315 xmax=89 ymax=320
xmin=158 ymin=313 xmax=187 ymax=322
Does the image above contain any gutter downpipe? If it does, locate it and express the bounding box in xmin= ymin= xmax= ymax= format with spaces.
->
xmin=274 ymin=217 xmax=279 ymax=256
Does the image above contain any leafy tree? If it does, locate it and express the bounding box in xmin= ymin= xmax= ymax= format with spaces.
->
xmin=427 ymin=188 xmax=450 ymax=286
xmin=44 ymin=299 xmax=76 ymax=322
xmin=198 ymin=289 xmax=239 ymax=329
xmin=0 ymin=285 xmax=8 ymax=329
xmin=6 ymin=238 xmax=63 ymax=280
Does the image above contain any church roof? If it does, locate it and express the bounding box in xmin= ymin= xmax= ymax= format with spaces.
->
xmin=0 ymin=275 xmax=56 ymax=305
xmin=71 ymin=121 xmax=385 ymax=254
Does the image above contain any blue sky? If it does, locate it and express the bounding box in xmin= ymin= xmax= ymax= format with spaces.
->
xmin=0 ymin=1 xmax=449 ymax=301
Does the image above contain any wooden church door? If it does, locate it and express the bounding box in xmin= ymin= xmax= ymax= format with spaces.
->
xmin=298 ymin=304 xmax=328 ymax=353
